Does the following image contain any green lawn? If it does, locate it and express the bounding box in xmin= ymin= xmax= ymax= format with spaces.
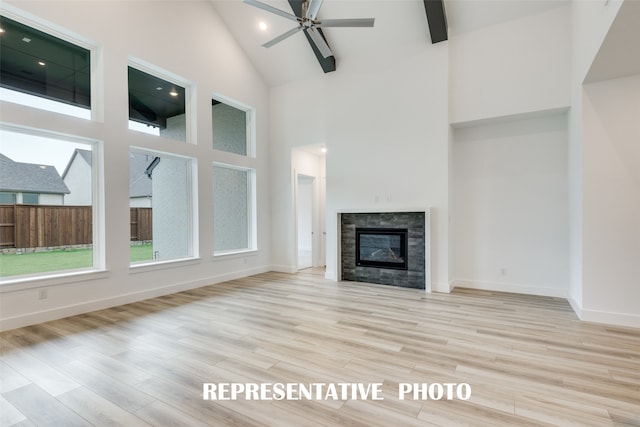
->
xmin=0 ymin=244 xmax=153 ymax=277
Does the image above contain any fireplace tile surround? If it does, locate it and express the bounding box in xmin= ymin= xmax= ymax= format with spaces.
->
xmin=340 ymin=211 xmax=429 ymax=290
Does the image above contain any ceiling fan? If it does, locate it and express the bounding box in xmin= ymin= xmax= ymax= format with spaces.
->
xmin=243 ymin=0 xmax=375 ymax=58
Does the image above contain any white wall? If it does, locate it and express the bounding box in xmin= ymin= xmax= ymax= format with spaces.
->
xmin=0 ymin=0 xmax=271 ymax=330
xmin=581 ymin=74 xmax=640 ymax=327
xmin=270 ymin=22 xmax=450 ymax=290
xmin=325 ymin=46 xmax=450 ymax=290
xmin=567 ymin=0 xmax=624 ymax=313
xmin=270 ymin=78 xmax=326 ymax=273
xmin=449 ymin=4 xmax=571 ymax=124
xmin=452 ymin=113 xmax=569 ymax=297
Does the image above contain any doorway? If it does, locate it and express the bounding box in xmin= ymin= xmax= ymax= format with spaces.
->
xmin=296 ymin=174 xmax=314 ymax=270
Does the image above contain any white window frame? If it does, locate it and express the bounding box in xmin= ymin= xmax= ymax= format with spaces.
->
xmin=128 ymin=58 xmax=195 ymax=144
xmin=211 ymin=92 xmax=256 ymax=158
xmin=128 ymin=147 xmax=199 ymax=270
xmin=0 ymin=123 xmax=105 ymax=288
xmin=0 ymin=4 xmax=103 ymax=121
xmin=212 ymin=162 xmax=257 ymax=257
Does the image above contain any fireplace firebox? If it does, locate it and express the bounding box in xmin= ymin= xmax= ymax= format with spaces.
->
xmin=356 ymin=228 xmax=408 ymax=270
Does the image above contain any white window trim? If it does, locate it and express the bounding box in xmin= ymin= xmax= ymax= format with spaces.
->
xmin=212 ymin=162 xmax=257 ymax=256
xmin=0 ymin=123 xmax=105 ymax=285
xmin=0 ymin=4 xmax=102 ymax=121
xmin=129 ymin=147 xmax=199 ymax=267
xmin=211 ymin=92 xmax=256 ymax=158
xmin=128 ymin=57 xmax=195 ymax=144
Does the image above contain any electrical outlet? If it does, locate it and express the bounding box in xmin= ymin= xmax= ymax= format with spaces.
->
xmin=38 ymin=289 xmax=48 ymax=300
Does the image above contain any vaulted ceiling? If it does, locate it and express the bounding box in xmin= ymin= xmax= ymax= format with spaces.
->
xmin=210 ymin=0 xmax=570 ymax=87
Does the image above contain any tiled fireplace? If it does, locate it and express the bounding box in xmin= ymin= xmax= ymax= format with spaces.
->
xmin=340 ymin=211 xmax=429 ymax=290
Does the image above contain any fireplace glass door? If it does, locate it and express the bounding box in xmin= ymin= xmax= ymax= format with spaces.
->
xmin=356 ymin=228 xmax=408 ymax=270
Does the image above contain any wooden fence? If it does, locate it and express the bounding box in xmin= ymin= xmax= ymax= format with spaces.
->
xmin=0 ymin=205 xmax=152 ymax=249
xmin=130 ymin=207 xmax=152 ymax=242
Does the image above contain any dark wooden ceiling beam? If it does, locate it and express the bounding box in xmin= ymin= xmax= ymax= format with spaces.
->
xmin=423 ymin=0 xmax=448 ymax=44
xmin=287 ymin=0 xmax=336 ymax=73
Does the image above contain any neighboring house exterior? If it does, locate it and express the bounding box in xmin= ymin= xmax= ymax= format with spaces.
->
xmin=61 ymin=149 xmax=92 ymax=206
xmin=0 ymin=153 xmax=69 ymax=205
xmin=62 ymin=149 xmax=153 ymax=207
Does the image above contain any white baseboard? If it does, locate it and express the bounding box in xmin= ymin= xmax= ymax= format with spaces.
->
xmin=567 ymin=295 xmax=582 ymax=319
xmin=269 ymin=265 xmax=298 ymax=274
xmin=451 ymin=279 xmax=568 ymax=298
xmin=580 ymin=308 xmax=640 ymax=329
xmin=0 ymin=265 xmax=271 ymax=332
xmin=324 ymin=269 xmax=337 ymax=281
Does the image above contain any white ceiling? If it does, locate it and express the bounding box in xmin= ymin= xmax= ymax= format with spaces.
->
xmin=210 ymin=0 xmax=570 ymax=87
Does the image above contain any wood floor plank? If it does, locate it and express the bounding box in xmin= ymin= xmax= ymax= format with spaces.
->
xmin=1 ymin=269 xmax=639 ymax=426
xmin=0 ymin=395 xmax=27 ymax=426
xmin=3 ymin=384 xmax=90 ymax=427
xmin=56 ymin=386 xmax=151 ymax=427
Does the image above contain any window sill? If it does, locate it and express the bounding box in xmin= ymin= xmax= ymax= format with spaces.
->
xmin=213 ymin=249 xmax=258 ymax=260
xmin=0 ymin=269 xmax=109 ymax=293
xmin=129 ymin=257 xmax=202 ymax=275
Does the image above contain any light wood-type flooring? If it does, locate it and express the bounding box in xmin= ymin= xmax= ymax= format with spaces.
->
xmin=1 ymin=269 xmax=639 ymax=426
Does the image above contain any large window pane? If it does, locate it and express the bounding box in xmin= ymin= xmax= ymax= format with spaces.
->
xmin=130 ymin=149 xmax=194 ymax=264
xmin=0 ymin=15 xmax=91 ymax=119
xmin=212 ymin=99 xmax=248 ymax=156
xmin=213 ymin=164 xmax=254 ymax=253
xmin=0 ymin=128 xmax=96 ymax=278
xmin=128 ymin=66 xmax=187 ymax=142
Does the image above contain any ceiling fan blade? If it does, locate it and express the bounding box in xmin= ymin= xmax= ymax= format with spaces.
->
xmin=306 ymin=27 xmax=333 ymax=59
xmin=305 ymin=0 xmax=324 ymax=20
xmin=316 ymin=18 xmax=375 ymax=28
xmin=262 ymin=25 xmax=304 ymax=48
xmin=242 ymin=0 xmax=300 ymax=22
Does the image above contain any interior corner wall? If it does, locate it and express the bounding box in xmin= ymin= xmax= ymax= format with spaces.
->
xmin=581 ymin=74 xmax=640 ymax=327
xmin=449 ymin=4 xmax=571 ymax=124
xmin=0 ymin=0 xmax=271 ymax=331
xmin=568 ymin=0 xmax=625 ymax=318
xmin=451 ymin=113 xmax=569 ymax=297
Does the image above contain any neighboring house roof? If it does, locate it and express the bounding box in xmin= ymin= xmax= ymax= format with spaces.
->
xmin=129 ymin=153 xmax=153 ymax=198
xmin=61 ymin=149 xmax=153 ymax=198
xmin=0 ymin=153 xmax=70 ymax=194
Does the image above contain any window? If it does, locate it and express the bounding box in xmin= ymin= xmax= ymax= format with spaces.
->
xmin=212 ymin=98 xmax=251 ymax=156
xmin=128 ymin=65 xmax=189 ymax=142
xmin=0 ymin=126 xmax=99 ymax=278
xmin=213 ymin=164 xmax=255 ymax=254
xmin=0 ymin=192 xmax=16 ymax=204
xmin=0 ymin=15 xmax=91 ymax=119
xmin=22 ymin=193 xmax=39 ymax=204
xmin=130 ymin=149 xmax=196 ymax=265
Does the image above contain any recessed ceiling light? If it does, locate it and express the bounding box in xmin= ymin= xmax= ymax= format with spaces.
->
xmin=156 ymin=86 xmax=163 ymax=91
xmin=169 ymin=90 xmax=178 ymax=97
xmin=22 ymin=37 xmax=31 ymax=43
xmin=38 ymin=61 xmax=46 ymax=66
xmin=258 ymin=21 xmax=267 ymax=31
xmin=0 ymin=28 xmax=5 ymax=34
